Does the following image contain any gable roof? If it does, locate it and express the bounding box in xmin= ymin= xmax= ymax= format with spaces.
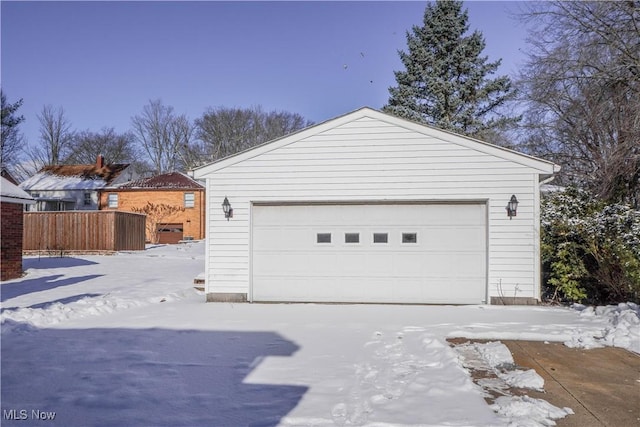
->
xmin=1 ymin=177 xmax=35 ymax=204
xmin=112 ymin=172 xmax=204 ymax=190
xmin=193 ymin=107 xmax=560 ymax=179
xmin=20 ymin=162 xmax=131 ymax=191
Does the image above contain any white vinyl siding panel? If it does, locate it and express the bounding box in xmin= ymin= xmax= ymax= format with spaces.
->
xmin=201 ymin=114 xmax=546 ymax=302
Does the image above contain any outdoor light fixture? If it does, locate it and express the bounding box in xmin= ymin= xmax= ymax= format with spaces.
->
xmin=222 ymin=197 xmax=233 ymax=220
xmin=506 ymin=195 xmax=519 ymax=219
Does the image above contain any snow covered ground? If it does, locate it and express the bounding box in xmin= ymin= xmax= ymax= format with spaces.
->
xmin=1 ymin=241 xmax=638 ymax=426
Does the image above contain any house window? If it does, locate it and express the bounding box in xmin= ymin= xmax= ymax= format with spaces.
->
xmin=402 ymin=233 xmax=418 ymax=244
xmin=84 ymin=192 xmax=92 ymax=206
xmin=184 ymin=192 xmax=195 ymax=208
xmin=373 ymin=233 xmax=388 ymax=243
xmin=317 ymin=233 xmax=331 ymax=243
xmin=345 ymin=233 xmax=360 ymax=243
xmin=107 ymin=193 xmax=118 ymax=208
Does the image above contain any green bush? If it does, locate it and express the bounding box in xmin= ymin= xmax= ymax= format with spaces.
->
xmin=541 ymin=187 xmax=640 ymax=304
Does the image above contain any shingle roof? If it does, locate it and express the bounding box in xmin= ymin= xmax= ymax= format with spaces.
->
xmin=114 ymin=172 xmax=204 ymax=190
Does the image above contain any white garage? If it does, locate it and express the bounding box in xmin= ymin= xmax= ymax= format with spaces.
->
xmin=252 ymin=203 xmax=486 ymax=304
xmin=193 ymin=107 xmax=559 ymax=305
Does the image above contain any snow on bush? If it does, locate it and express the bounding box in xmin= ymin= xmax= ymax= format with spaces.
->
xmin=541 ymin=186 xmax=640 ymax=304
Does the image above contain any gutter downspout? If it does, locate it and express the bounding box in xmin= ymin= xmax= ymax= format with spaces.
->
xmin=539 ymin=175 xmax=556 ymax=186
xmin=200 ymin=190 xmax=205 ymax=239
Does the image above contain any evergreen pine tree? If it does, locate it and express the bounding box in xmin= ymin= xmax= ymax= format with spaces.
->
xmin=1 ymin=90 xmax=25 ymax=169
xmin=384 ymin=0 xmax=519 ymax=139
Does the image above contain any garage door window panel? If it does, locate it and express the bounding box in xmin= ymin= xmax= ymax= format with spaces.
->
xmin=402 ymin=233 xmax=418 ymax=244
xmin=344 ymin=233 xmax=360 ymax=244
xmin=316 ymin=233 xmax=332 ymax=244
xmin=373 ymin=233 xmax=388 ymax=243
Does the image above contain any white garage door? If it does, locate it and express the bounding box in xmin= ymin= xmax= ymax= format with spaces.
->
xmin=251 ymin=203 xmax=487 ymax=304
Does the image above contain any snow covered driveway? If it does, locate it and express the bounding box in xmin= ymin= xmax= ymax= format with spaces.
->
xmin=1 ymin=242 xmax=638 ymax=426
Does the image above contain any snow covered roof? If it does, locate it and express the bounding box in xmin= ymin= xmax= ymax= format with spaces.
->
xmin=19 ymin=162 xmax=130 ymax=191
xmin=112 ymin=172 xmax=204 ymax=190
xmin=1 ymin=176 xmax=35 ymax=204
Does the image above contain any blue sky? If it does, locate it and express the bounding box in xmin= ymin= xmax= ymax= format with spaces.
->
xmin=1 ymin=1 xmax=527 ymax=148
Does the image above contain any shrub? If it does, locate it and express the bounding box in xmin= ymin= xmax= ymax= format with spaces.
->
xmin=541 ymin=187 xmax=640 ymax=304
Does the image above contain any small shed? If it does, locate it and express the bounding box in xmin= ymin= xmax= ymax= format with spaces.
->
xmin=193 ymin=108 xmax=560 ymax=305
xmin=1 ymin=177 xmax=35 ymax=280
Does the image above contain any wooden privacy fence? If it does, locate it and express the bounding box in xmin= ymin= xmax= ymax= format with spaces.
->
xmin=24 ymin=211 xmax=146 ymax=252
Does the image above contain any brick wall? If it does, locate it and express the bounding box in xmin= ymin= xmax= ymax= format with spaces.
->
xmin=1 ymin=202 xmax=25 ymax=281
xmin=99 ymin=189 xmax=205 ymax=241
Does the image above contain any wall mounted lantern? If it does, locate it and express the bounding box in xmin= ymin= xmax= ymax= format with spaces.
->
xmin=222 ymin=197 xmax=233 ymax=220
xmin=506 ymin=195 xmax=519 ymax=219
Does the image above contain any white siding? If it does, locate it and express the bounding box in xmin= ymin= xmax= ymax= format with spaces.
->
xmin=27 ymin=189 xmax=99 ymax=211
xmin=197 ymin=110 xmax=555 ymax=303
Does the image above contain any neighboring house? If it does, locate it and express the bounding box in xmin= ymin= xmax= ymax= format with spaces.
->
xmin=19 ymin=155 xmax=136 ymax=212
xmin=193 ymin=107 xmax=560 ymax=305
xmin=99 ymin=172 xmax=205 ymax=244
xmin=1 ymin=176 xmax=35 ymax=280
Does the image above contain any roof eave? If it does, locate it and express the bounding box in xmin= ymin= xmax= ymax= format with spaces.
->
xmin=1 ymin=196 xmax=36 ymax=205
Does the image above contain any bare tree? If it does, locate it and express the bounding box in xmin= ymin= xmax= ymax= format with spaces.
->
xmin=131 ymin=100 xmax=194 ymax=174
xmin=65 ymin=127 xmax=138 ymax=165
xmin=195 ymin=107 xmax=256 ymax=161
xmin=169 ymin=114 xmax=197 ymax=171
xmin=35 ymin=104 xmax=74 ymax=165
xmin=1 ymin=90 xmax=25 ymax=170
xmin=195 ymin=106 xmax=312 ymax=162
xmin=261 ymin=109 xmax=311 ymax=142
xmin=517 ymin=1 xmax=640 ymax=207
xmin=178 ymin=138 xmax=206 ymax=172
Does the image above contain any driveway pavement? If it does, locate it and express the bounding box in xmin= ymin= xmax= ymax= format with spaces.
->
xmin=503 ymin=340 xmax=640 ymax=427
